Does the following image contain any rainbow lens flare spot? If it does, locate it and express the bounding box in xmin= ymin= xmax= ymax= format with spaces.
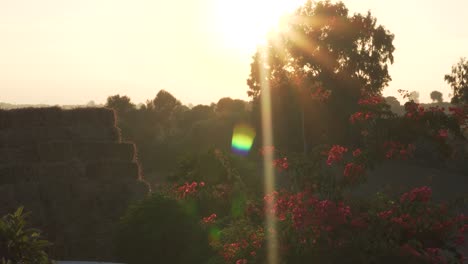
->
xmin=231 ymin=123 xmax=256 ymax=156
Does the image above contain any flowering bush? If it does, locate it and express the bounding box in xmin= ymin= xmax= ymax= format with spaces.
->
xmin=145 ymin=92 xmax=467 ymax=264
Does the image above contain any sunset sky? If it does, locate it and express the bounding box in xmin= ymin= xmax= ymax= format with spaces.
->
xmin=1 ymin=0 xmax=467 ymax=106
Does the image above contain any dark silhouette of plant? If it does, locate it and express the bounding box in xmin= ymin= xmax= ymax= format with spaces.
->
xmin=445 ymin=57 xmax=468 ymax=104
xmin=430 ymin=90 xmax=443 ymax=103
xmin=247 ymin=0 xmax=395 ymax=151
xmin=0 ymin=207 xmax=53 ymax=264
xmin=113 ymin=193 xmax=214 ymax=264
xmin=408 ymin=91 xmax=420 ymax=103
xmin=105 ymin=94 xmax=136 ymax=114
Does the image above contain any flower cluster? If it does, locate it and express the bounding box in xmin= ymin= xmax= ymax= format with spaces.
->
xmin=273 ymin=157 xmax=289 ymax=171
xmin=202 ymin=213 xmax=217 ymax=224
xmin=311 ymin=88 xmax=331 ymax=102
xmin=352 ymin=148 xmax=362 ymax=157
xmin=175 ymin=181 xmax=205 ymax=199
xmin=437 ymin=129 xmax=449 ymax=139
xmin=343 ymin=162 xmax=365 ymax=181
xmin=358 ymin=96 xmax=383 ymax=105
xmin=383 ymin=141 xmax=415 ymax=160
xmin=448 ymin=106 xmax=467 ymax=125
xmin=404 ymin=102 xmax=425 ymax=120
xmin=221 ymin=229 xmax=263 ymax=263
xmin=400 ymin=186 xmax=432 ymax=203
xmin=326 ymin=145 xmax=348 ymax=166
xmin=267 ymin=191 xmax=351 ymax=240
xmin=349 ymin=111 xmax=374 ymax=124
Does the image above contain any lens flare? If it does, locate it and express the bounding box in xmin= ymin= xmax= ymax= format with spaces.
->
xmin=231 ymin=123 xmax=256 ymax=156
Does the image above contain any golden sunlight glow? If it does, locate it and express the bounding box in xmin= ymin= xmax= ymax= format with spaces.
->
xmin=212 ymin=0 xmax=306 ymax=53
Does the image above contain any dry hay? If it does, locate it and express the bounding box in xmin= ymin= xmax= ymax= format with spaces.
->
xmin=62 ymin=108 xmax=116 ymax=127
xmin=37 ymin=141 xmax=75 ymax=162
xmin=74 ymin=142 xmax=135 ymax=162
xmin=0 ymin=126 xmax=121 ymax=147
xmin=0 ymin=164 xmax=38 ymax=185
xmin=0 ymin=145 xmax=39 ymax=164
xmin=67 ymin=125 xmax=121 ymax=142
xmin=0 ymin=107 xmax=116 ymax=129
xmin=0 ymin=107 xmax=63 ymax=129
xmin=85 ymin=161 xmax=140 ymax=180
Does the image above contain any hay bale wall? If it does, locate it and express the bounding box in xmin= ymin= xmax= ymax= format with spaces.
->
xmin=0 ymin=107 xmax=149 ymax=261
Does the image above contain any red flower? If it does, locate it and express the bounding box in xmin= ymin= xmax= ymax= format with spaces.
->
xmin=400 ymin=186 xmax=432 ymax=203
xmin=437 ymin=129 xmax=448 ymax=139
xmin=378 ymin=210 xmax=394 ymax=220
xmin=202 ymin=213 xmax=217 ymax=224
xmin=358 ymin=96 xmax=383 ymax=105
xmin=343 ymin=163 xmax=365 ymax=180
xmin=352 ymin=148 xmax=362 ymax=157
xmin=273 ymin=157 xmax=289 ymax=171
xmin=327 ymin=145 xmax=348 ymax=166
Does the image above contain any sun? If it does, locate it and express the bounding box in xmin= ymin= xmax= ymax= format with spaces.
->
xmin=212 ymin=0 xmax=306 ymax=54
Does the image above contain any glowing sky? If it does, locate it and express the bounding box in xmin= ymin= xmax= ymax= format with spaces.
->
xmin=1 ymin=0 xmax=467 ymax=105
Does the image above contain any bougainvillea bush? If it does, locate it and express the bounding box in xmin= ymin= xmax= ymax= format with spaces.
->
xmin=121 ymin=88 xmax=466 ymax=264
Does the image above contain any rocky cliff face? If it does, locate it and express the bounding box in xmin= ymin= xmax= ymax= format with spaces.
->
xmin=0 ymin=107 xmax=149 ymax=261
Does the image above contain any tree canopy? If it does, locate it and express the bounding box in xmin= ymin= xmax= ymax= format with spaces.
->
xmin=247 ymin=0 xmax=394 ymax=100
xmin=430 ymin=90 xmax=443 ymax=103
xmin=445 ymin=57 xmax=468 ymax=104
xmin=246 ymin=0 xmax=395 ymax=151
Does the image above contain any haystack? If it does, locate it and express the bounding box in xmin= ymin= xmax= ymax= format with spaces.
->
xmin=0 ymin=107 xmax=149 ymax=261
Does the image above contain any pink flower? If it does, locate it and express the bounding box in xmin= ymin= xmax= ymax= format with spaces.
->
xmin=327 ymin=145 xmax=348 ymax=166
xmin=352 ymin=148 xmax=362 ymax=157
xmin=236 ymin=259 xmax=247 ymax=264
xmin=437 ymin=129 xmax=448 ymax=139
xmin=400 ymin=186 xmax=432 ymax=203
xmin=343 ymin=163 xmax=365 ymax=179
xmin=358 ymin=96 xmax=383 ymax=105
xmin=202 ymin=213 xmax=217 ymax=224
xmin=377 ymin=210 xmax=393 ymax=219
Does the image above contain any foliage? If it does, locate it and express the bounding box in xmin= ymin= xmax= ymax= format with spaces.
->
xmin=247 ymin=0 xmax=395 ymax=151
xmin=113 ymin=193 xmax=214 ymax=264
xmin=430 ymin=91 xmax=443 ymax=103
xmin=445 ymin=57 xmax=468 ymax=104
xmin=0 ymin=207 xmax=53 ymax=264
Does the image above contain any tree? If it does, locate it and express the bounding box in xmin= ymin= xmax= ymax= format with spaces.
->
xmin=408 ymin=91 xmax=420 ymax=103
xmin=105 ymin=94 xmax=135 ymax=114
xmin=430 ymin=90 xmax=443 ymax=103
xmin=445 ymin=57 xmax=468 ymax=104
xmin=247 ymin=0 xmax=394 ymax=150
xmin=150 ymin=90 xmax=182 ymax=116
xmin=384 ymin=96 xmax=403 ymax=115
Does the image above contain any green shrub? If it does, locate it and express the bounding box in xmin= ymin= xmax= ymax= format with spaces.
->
xmin=0 ymin=207 xmax=53 ymax=264
xmin=113 ymin=193 xmax=214 ymax=264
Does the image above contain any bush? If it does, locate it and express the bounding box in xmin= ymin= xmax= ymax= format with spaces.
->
xmin=113 ymin=193 xmax=214 ymax=264
xmin=0 ymin=207 xmax=53 ymax=264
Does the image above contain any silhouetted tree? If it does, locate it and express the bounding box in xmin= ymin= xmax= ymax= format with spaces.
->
xmin=216 ymin=97 xmax=246 ymax=114
xmin=445 ymin=57 xmax=468 ymax=104
xmin=430 ymin=90 xmax=443 ymax=103
xmin=150 ymin=90 xmax=182 ymax=115
xmin=384 ymin=96 xmax=403 ymax=114
xmin=408 ymin=91 xmax=420 ymax=103
xmin=247 ymin=0 xmax=394 ymax=150
xmin=105 ymin=94 xmax=136 ymax=114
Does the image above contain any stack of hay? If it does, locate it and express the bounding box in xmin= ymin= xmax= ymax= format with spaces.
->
xmin=0 ymin=107 xmax=149 ymax=261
